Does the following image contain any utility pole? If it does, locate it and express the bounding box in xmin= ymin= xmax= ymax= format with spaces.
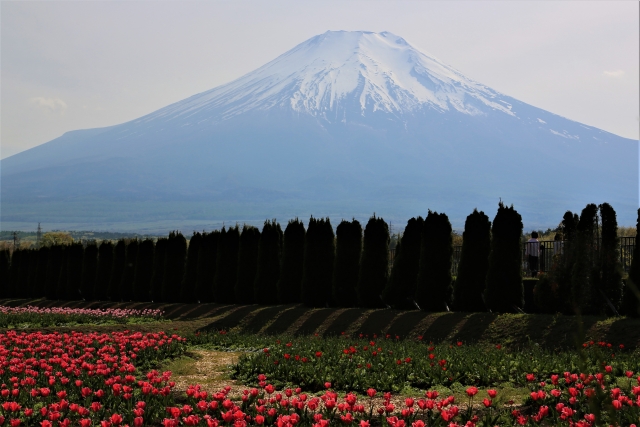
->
xmin=36 ymin=223 xmax=42 ymax=248
xmin=12 ymin=232 xmax=19 ymax=251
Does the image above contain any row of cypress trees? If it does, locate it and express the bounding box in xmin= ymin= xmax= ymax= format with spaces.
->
xmin=535 ymin=204 xmax=638 ymax=316
xmin=1 ymin=232 xmax=187 ymax=303
xmin=1 ymin=204 xmax=637 ymax=315
xmin=381 ymin=203 xmax=525 ymax=313
xmin=0 ymin=215 xmax=387 ymax=307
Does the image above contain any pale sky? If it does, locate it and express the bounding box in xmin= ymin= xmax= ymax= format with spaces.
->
xmin=1 ymin=1 xmax=638 ymax=159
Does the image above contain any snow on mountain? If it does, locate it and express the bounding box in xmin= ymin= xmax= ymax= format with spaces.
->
xmin=142 ymin=31 xmax=514 ymax=125
xmin=1 ymin=31 xmax=637 ymax=232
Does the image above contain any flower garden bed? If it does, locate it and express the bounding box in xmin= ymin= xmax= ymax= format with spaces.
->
xmin=0 ymin=306 xmax=165 ymax=328
xmin=0 ymin=327 xmax=639 ymax=426
xmin=0 ymin=299 xmax=639 ymax=426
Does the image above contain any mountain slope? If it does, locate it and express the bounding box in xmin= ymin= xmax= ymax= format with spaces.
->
xmin=1 ymin=31 xmax=637 ymax=231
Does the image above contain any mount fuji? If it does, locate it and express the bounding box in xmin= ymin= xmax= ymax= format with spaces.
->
xmin=1 ymin=31 xmax=637 ymax=231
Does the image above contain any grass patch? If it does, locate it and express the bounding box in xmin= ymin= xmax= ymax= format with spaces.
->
xmin=163 ymin=354 xmax=201 ymax=376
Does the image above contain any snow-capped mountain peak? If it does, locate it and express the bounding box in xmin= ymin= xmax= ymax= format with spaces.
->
xmin=144 ymin=30 xmax=515 ymax=125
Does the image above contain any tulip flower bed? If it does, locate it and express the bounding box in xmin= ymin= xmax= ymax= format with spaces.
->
xmin=189 ymin=332 xmax=640 ymax=395
xmin=0 ymin=306 xmax=165 ymax=328
xmin=0 ymin=329 xmax=638 ymax=426
xmin=0 ymin=330 xmax=187 ymax=427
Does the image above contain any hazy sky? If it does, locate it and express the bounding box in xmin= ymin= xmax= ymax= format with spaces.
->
xmin=1 ymin=1 xmax=638 ymax=159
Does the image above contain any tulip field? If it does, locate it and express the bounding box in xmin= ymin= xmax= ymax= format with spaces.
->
xmin=0 ymin=306 xmax=165 ymax=328
xmin=1 ymin=308 xmax=639 ymax=426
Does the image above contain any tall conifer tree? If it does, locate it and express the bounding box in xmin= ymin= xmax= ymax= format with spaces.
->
xmin=254 ymin=220 xmax=282 ymax=305
xmin=571 ymin=204 xmax=599 ymax=314
xmin=66 ymin=242 xmax=84 ymax=300
xmin=108 ymin=239 xmax=126 ymax=301
xmin=161 ymin=232 xmax=187 ymax=302
xmin=120 ymin=239 xmax=139 ymax=301
xmin=302 ymin=217 xmax=335 ymax=307
xmin=333 ymin=219 xmax=362 ymax=307
xmin=0 ymin=250 xmax=10 ymax=298
xmin=7 ymin=249 xmax=23 ymax=298
xmin=554 ymin=211 xmax=580 ymax=313
xmin=94 ymin=241 xmax=114 ymax=300
xmin=150 ymin=238 xmax=168 ymax=302
xmin=133 ymin=239 xmax=155 ymax=301
xmin=10 ymin=249 xmax=23 ymax=298
xmin=181 ymin=233 xmax=202 ymax=302
xmin=278 ymin=219 xmax=306 ymax=304
xmin=484 ymin=202 xmax=524 ymax=313
xmin=383 ymin=217 xmax=423 ymax=309
xmin=26 ymin=249 xmax=38 ymax=298
xmin=621 ymin=208 xmax=640 ymax=317
xmin=597 ymin=203 xmax=624 ymax=313
xmin=213 ymin=226 xmax=240 ymax=303
xmin=357 ymin=215 xmax=391 ymax=308
xmin=236 ymin=225 xmax=260 ymax=304
xmin=195 ymin=231 xmax=220 ymax=303
xmin=34 ymin=247 xmax=51 ymax=298
xmin=416 ymin=211 xmax=453 ymax=311
xmin=44 ymin=245 xmax=64 ymax=300
xmin=81 ymin=243 xmax=98 ymax=300
xmin=452 ymin=210 xmax=491 ymax=312
xmin=56 ymin=247 xmax=69 ymax=300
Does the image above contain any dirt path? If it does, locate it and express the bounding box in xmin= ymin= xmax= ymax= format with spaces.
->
xmin=167 ymin=349 xmax=245 ymax=396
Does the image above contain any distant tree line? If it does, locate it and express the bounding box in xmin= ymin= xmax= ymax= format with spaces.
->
xmin=0 ymin=204 xmax=637 ymax=316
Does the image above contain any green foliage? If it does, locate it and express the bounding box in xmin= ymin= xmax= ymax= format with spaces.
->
xmin=302 ymin=217 xmax=335 ymax=307
xmin=65 ymin=242 xmax=84 ymax=300
xmin=333 ymin=219 xmax=362 ymax=307
xmin=357 ymin=215 xmax=390 ymax=308
xmin=133 ymin=238 xmax=155 ymax=302
xmin=108 ymin=239 xmax=126 ymax=301
xmin=41 ymin=231 xmax=73 ymax=246
xmin=94 ymin=241 xmax=113 ymax=300
xmin=189 ymin=332 xmax=640 ymax=394
xmin=150 ymin=237 xmax=168 ymax=302
xmin=484 ymin=202 xmax=524 ymax=313
xmin=254 ymin=220 xmax=283 ymax=305
xmin=236 ymin=225 xmax=260 ymax=304
xmin=120 ymin=239 xmax=139 ymax=301
xmin=416 ymin=211 xmax=453 ymax=311
xmin=80 ymin=242 xmax=98 ymax=300
xmin=161 ymin=231 xmax=187 ymax=302
xmin=0 ymin=250 xmax=9 ymax=298
xmin=213 ymin=226 xmax=240 ymax=303
xmin=0 ymin=309 xmax=164 ymax=328
xmin=278 ymin=219 xmax=306 ymax=304
xmin=621 ymin=208 xmax=640 ymax=317
xmin=194 ymin=231 xmax=220 ymax=303
xmin=453 ymin=210 xmax=491 ymax=312
xmin=384 ymin=217 xmax=423 ymax=309
xmin=533 ymin=273 xmax=558 ymax=314
xmin=181 ymin=232 xmax=202 ymax=303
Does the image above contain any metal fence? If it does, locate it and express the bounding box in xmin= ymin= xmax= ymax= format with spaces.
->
xmin=389 ymin=237 xmax=636 ymax=276
xmin=522 ymin=237 xmax=636 ymax=275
